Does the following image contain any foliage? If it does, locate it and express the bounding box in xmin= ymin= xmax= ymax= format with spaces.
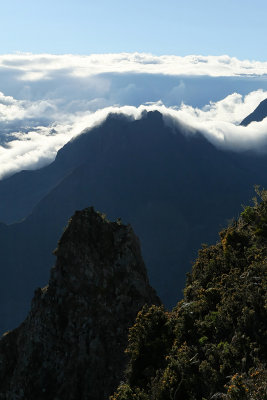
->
xmin=111 ymin=188 xmax=267 ymax=400
xmin=110 ymin=383 xmax=149 ymax=400
xmin=125 ymin=305 xmax=174 ymax=389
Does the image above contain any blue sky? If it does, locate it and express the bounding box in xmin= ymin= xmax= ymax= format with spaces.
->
xmin=1 ymin=0 xmax=267 ymax=59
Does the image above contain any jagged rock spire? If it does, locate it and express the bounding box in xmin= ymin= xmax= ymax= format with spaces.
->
xmin=0 ymin=207 xmax=160 ymax=400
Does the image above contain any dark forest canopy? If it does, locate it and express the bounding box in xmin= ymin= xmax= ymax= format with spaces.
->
xmin=111 ymin=187 xmax=267 ymax=400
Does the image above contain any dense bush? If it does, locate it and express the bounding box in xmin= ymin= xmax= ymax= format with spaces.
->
xmin=111 ymin=188 xmax=267 ymax=399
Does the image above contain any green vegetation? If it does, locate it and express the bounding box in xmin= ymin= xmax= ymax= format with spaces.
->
xmin=111 ymin=188 xmax=267 ymax=400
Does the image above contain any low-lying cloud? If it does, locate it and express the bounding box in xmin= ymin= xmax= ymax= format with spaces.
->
xmin=1 ymin=53 xmax=267 ymax=179
xmin=1 ymin=89 xmax=267 ymax=179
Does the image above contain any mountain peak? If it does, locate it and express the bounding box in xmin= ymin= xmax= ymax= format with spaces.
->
xmin=0 ymin=207 xmax=160 ymax=399
xmin=142 ymin=109 xmax=163 ymax=120
xmin=240 ymin=98 xmax=267 ymax=126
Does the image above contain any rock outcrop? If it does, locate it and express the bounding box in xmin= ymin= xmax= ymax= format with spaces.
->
xmin=0 ymin=207 xmax=160 ymax=399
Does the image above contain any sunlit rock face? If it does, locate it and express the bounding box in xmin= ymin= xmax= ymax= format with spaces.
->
xmin=0 ymin=207 xmax=160 ymax=400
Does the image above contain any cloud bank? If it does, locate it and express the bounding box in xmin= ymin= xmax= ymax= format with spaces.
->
xmin=0 ymin=53 xmax=267 ymax=179
xmin=1 ymin=89 xmax=267 ymax=179
xmin=1 ymin=53 xmax=267 ymax=79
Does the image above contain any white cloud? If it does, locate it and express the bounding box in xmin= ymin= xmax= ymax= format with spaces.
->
xmin=1 ymin=90 xmax=267 ymax=179
xmin=0 ymin=53 xmax=267 ymax=179
xmin=161 ymin=91 xmax=267 ymax=151
xmin=1 ymin=53 xmax=267 ymax=79
xmin=0 ymin=91 xmax=57 ymax=122
xmin=0 ymin=52 xmax=267 ymax=117
xmin=0 ymin=106 xmax=138 ymax=179
xmin=179 ymin=91 xmax=267 ymax=124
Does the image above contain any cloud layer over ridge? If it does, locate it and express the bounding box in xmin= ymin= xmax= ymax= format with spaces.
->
xmin=0 ymin=53 xmax=267 ymax=179
xmin=1 ymin=90 xmax=267 ymax=180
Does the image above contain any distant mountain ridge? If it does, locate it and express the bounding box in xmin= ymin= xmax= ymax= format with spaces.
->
xmin=2 ymin=109 xmax=267 ymax=332
xmin=240 ymin=98 xmax=267 ymax=126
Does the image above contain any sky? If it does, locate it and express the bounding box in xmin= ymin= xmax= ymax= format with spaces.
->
xmin=0 ymin=2 xmax=267 ymax=179
xmin=1 ymin=0 xmax=267 ymax=59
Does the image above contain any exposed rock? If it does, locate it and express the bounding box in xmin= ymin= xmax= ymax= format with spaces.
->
xmin=0 ymin=207 xmax=160 ymax=399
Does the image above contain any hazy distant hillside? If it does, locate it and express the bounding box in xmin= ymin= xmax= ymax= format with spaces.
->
xmin=1 ymin=110 xmax=267 ymax=332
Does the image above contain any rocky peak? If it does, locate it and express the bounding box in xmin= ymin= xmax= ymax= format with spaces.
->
xmin=0 ymin=207 xmax=160 ymax=400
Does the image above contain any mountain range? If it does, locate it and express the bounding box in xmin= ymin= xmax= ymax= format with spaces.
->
xmin=1 ymin=106 xmax=267 ymax=333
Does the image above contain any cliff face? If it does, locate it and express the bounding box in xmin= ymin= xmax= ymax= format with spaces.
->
xmin=0 ymin=208 xmax=160 ymax=400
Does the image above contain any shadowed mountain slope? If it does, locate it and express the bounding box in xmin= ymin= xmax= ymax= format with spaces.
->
xmin=1 ymin=111 xmax=267 ymax=332
xmin=240 ymin=98 xmax=267 ymax=126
